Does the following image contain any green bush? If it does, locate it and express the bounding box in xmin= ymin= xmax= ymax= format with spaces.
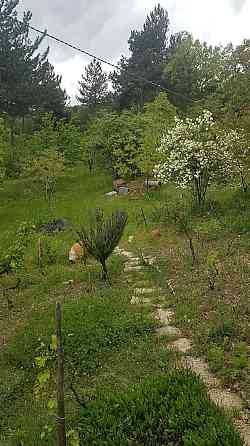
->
xmin=207 ymin=319 xmax=238 ymax=345
xmin=78 ymin=370 xmax=242 ymax=445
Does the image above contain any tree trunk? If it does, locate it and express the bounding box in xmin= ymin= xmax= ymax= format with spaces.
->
xmin=55 ymin=303 xmax=67 ymax=446
xmin=240 ymin=171 xmax=248 ymax=193
xmin=101 ymin=260 xmax=109 ymax=283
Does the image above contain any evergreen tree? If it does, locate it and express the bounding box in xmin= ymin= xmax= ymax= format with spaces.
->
xmin=36 ymin=61 xmax=67 ymax=118
xmin=111 ymin=4 xmax=170 ymax=110
xmin=77 ymin=59 xmax=108 ymax=108
xmin=0 ymin=0 xmax=66 ymax=124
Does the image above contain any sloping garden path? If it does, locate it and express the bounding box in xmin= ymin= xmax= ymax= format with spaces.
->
xmin=114 ymin=245 xmax=250 ymax=446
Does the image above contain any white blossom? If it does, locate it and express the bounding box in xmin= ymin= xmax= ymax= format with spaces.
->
xmin=153 ymin=110 xmax=237 ymax=205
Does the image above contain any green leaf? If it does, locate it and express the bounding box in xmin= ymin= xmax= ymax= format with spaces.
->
xmin=47 ymin=398 xmax=57 ymax=410
xmin=35 ymin=356 xmax=47 ymax=368
xmin=67 ymin=429 xmax=80 ymax=446
xmin=37 ymin=370 xmax=50 ymax=385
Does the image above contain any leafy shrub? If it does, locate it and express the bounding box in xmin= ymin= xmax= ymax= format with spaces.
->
xmin=220 ymin=213 xmax=250 ymax=235
xmin=0 ymin=221 xmax=35 ymax=275
xmin=208 ymin=319 xmax=238 ymax=345
xmin=207 ymin=346 xmax=225 ymax=372
xmin=78 ymin=370 xmax=242 ymax=445
xmin=40 ymin=237 xmax=60 ymax=265
xmin=195 ymin=219 xmax=223 ymax=241
xmin=229 ymin=342 xmax=250 ymax=381
xmin=207 ymin=343 xmax=250 ymax=385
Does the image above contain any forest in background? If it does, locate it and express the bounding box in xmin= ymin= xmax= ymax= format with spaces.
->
xmin=0 ymin=0 xmax=250 ymax=190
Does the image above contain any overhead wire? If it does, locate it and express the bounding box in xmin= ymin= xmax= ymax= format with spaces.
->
xmin=25 ymin=22 xmax=195 ymax=103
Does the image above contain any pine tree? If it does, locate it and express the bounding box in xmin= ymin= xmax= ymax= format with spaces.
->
xmin=77 ymin=59 xmax=108 ymax=108
xmin=111 ymin=4 xmax=170 ymax=110
xmin=0 ymin=0 xmax=66 ymax=122
xmin=36 ymin=61 xmax=67 ymax=118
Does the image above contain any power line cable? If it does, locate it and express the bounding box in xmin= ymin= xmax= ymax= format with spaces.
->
xmin=26 ymin=22 xmax=195 ymax=102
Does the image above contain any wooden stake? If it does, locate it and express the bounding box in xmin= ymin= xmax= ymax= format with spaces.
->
xmin=56 ymin=303 xmax=67 ymax=446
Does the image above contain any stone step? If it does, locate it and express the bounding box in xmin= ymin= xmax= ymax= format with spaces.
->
xmin=124 ymin=266 xmax=144 ymax=272
xmin=131 ymin=296 xmax=151 ymax=305
xmin=156 ymin=308 xmax=175 ymax=325
xmin=156 ymin=326 xmax=182 ymax=337
xmin=169 ymin=338 xmax=192 ymax=353
xmin=134 ymin=288 xmax=159 ymax=295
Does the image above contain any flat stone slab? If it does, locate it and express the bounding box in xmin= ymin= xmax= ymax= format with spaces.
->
xmin=156 ymin=308 xmax=175 ymax=325
xmin=156 ymin=326 xmax=182 ymax=337
xmin=235 ymin=418 xmax=250 ymax=446
xmin=131 ymin=296 xmax=151 ymax=305
xmin=124 ymin=266 xmax=144 ymax=272
xmin=170 ymin=338 xmax=192 ymax=353
xmin=209 ymin=388 xmax=244 ymax=410
xmin=183 ymin=357 xmax=220 ymax=389
xmin=120 ymin=250 xmax=136 ymax=258
xmin=125 ymin=260 xmax=140 ymax=267
xmin=134 ymin=288 xmax=158 ymax=295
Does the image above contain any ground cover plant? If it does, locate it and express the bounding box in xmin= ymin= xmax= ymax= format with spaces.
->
xmin=78 ymin=370 xmax=243 ymax=446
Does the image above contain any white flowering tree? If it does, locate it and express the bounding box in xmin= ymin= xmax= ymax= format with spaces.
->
xmin=154 ymin=111 xmax=233 ymax=206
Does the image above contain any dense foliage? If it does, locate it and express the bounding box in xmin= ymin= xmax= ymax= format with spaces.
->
xmin=0 ymin=0 xmax=66 ymax=121
xmin=78 ymin=370 xmax=242 ymax=445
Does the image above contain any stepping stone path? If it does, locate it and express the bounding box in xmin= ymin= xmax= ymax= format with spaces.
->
xmin=115 ymin=244 xmax=250 ymax=445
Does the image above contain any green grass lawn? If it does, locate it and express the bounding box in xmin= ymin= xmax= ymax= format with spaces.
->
xmin=0 ymin=167 xmax=248 ymax=445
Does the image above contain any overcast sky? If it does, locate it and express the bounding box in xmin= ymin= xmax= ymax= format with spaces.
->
xmin=18 ymin=0 xmax=250 ymax=103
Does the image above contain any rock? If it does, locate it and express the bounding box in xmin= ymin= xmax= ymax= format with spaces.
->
xmin=131 ymin=296 xmax=151 ymax=305
xmin=151 ymin=229 xmax=161 ymax=237
xmin=118 ymin=187 xmax=129 ymax=195
xmin=105 ymin=191 xmax=117 ymax=197
xmin=144 ymin=180 xmax=161 ymax=189
xmin=156 ymin=326 xmax=182 ymax=336
xmin=170 ymin=338 xmax=192 ymax=353
xmin=134 ymin=288 xmax=158 ymax=295
xmin=208 ymin=388 xmax=244 ymax=410
xmin=156 ymin=308 xmax=174 ymax=325
xmin=131 ymin=296 xmax=140 ymax=305
xmin=113 ymin=178 xmax=127 ymax=190
xmin=183 ymin=357 xmax=220 ymax=389
xmin=128 ymin=236 xmax=134 ymax=243
xmin=124 ymin=265 xmax=144 ymax=272
xmin=40 ymin=218 xmax=71 ymax=234
xmin=120 ymin=250 xmax=136 ymax=258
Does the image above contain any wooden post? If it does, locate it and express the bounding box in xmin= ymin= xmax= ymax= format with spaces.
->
xmin=56 ymin=303 xmax=67 ymax=446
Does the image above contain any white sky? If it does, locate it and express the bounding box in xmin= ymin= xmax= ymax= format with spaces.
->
xmin=19 ymin=0 xmax=250 ymax=103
